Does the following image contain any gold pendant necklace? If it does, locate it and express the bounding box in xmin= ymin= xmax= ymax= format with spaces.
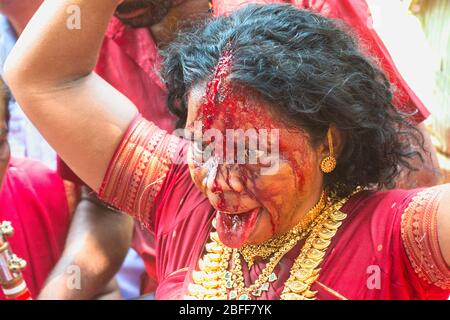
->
xmin=185 ymin=190 xmax=358 ymax=300
xmin=280 ymin=195 xmax=351 ymax=300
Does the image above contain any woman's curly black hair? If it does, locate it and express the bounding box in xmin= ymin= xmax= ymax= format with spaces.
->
xmin=161 ymin=4 xmax=424 ymax=197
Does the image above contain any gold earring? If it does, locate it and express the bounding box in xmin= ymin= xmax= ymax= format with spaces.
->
xmin=320 ymin=129 xmax=337 ymax=174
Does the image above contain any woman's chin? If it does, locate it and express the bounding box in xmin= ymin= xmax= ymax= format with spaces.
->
xmin=241 ymin=210 xmax=276 ymax=246
xmin=243 ymin=230 xmax=273 ymax=246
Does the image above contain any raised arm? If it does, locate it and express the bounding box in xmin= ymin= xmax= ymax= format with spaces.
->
xmin=3 ymin=0 xmax=137 ymax=191
xmin=38 ymin=189 xmax=134 ymax=300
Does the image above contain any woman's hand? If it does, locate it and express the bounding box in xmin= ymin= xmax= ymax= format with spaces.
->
xmin=4 ymin=0 xmax=138 ymax=191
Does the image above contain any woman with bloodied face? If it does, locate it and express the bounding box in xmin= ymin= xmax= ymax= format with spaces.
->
xmin=5 ymin=2 xmax=450 ymax=299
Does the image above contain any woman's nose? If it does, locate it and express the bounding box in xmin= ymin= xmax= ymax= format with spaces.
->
xmin=209 ymin=164 xmax=245 ymax=194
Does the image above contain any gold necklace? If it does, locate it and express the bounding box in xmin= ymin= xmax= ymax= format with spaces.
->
xmin=227 ymin=192 xmax=327 ymax=299
xmin=239 ymin=192 xmax=327 ymax=268
xmin=185 ymin=190 xmax=358 ymax=300
xmin=281 ymin=191 xmax=359 ymax=300
xmin=229 ymin=233 xmax=304 ymax=299
xmin=187 ymin=229 xmax=231 ymax=300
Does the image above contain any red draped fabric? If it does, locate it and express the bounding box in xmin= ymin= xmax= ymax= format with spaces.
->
xmin=212 ymin=0 xmax=429 ymax=124
xmin=0 ymin=158 xmax=71 ymax=299
xmin=98 ymin=116 xmax=450 ymax=299
xmin=132 ymin=225 xmax=158 ymax=294
xmin=95 ymin=17 xmax=175 ymax=132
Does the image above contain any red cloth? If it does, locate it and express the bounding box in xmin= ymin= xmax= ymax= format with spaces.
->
xmin=98 ymin=117 xmax=450 ymax=299
xmin=0 ymin=158 xmax=71 ymax=299
xmin=60 ymin=0 xmax=430 ymax=182
xmin=96 ymin=18 xmax=175 ymax=132
xmin=212 ymin=0 xmax=429 ymax=124
xmin=132 ymin=225 xmax=158 ymax=294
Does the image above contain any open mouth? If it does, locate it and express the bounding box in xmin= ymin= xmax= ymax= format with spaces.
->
xmin=215 ymin=208 xmax=261 ymax=249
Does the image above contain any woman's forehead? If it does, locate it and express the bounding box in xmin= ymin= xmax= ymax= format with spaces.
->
xmin=186 ymin=81 xmax=282 ymax=131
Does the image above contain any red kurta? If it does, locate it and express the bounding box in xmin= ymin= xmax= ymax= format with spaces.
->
xmin=98 ymin=116 xmax=450 ymax=300
xmin=0 ymin=158 xmax=71 ymax=299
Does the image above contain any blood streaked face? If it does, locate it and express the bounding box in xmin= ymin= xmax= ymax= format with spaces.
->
xmin=185 ymin=81 xmax=324 ymax=248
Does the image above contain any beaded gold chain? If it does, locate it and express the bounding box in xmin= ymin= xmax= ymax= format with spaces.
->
xmin=185 ymin=190 xmax=357 ymax=300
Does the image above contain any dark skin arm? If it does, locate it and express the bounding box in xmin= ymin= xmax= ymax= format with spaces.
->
xmin=38 ymin=188 xmax=133 ymax=300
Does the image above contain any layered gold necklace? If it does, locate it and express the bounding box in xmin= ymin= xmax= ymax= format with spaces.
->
xmin=186 ymin=190 xmax=356 ymax=300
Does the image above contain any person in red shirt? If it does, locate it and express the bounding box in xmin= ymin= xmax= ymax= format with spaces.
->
xmin=5 ymin=1 xmax=450 ymax=300
xmin=0 ymin=0 xmax=442 ymax=300
xmin=0 ymin=79 xmax=72 ymax=299
xmin=0 ymin=0 xmax=132 ymax=300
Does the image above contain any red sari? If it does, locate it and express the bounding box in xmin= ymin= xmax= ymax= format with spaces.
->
xmin=0 ymin=158 xmax=72 ymax=299
xmin=98 ymin=116 xmax=450 ymax=299
xmin=212 ymin=0 xmax=429 ymax=124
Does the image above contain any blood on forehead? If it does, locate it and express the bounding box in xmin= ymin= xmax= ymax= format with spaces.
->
xmin=199 ymin=47 xmax=233 ymax=131
xmin=197 ymin=48 xmax=277 ymax=133
xmin=194 ymin=47 xmax=314 ymax=189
